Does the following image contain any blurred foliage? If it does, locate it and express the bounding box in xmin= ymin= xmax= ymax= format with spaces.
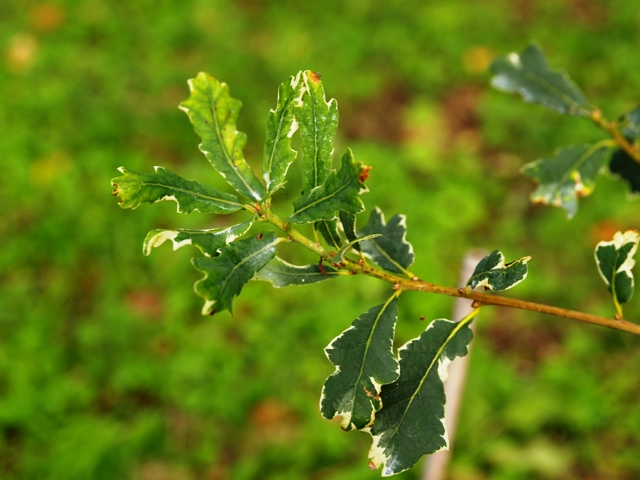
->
xmin=2 ymin=0 xmax=640 ymax=478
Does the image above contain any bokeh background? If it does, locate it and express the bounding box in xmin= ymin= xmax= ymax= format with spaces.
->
xmin=2 ymin=1 xmax=640 ymax=479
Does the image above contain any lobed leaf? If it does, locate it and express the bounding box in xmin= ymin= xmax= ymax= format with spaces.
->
xmin=262 ymin=72 xmax=304 ymax=194
xmin=360 ymin=207 xmax=415 ymax=275
xmin=490 ymin=43 xmax=592 ymax=117
xmin=368 ymin=318 xmax=474 ymax=476
xmin=467 ymin=250 xmax=530 ymax=292
xmin=180 ymin=72 xmax=267 ymax=201
xmin=339 ymin=211 xmax=360 ymax=251
xmin=192 ymin=232 xmax=279 ymax=315
xmin=315 ymin=219 xmax=342 ymax=250
xmin=111 ymin=166 xmax=242 ymax=214
xmin=595 ymin=229 xmax=640 ymax=305
xmin=295 ymin=70 xmax=339 ymax=193
xmin=321 ymin=297 xmax=400 ymax=431
xmin=143 ymin=221 xmax=253 ymax=257
xmin=522 ymin=143 xmax=611 ymax=218
xmin=254 ymin=256 xmax=340 ymax=287
xmin=289 ymin=149 xmax=369 ymax=225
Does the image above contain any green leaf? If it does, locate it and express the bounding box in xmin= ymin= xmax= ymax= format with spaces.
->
xmin=334 ymin=234 xmax=382 ymax=263
xmin=490 ymin=44 xmax=591 ymax=117
xmin=315 ymin=220 xmax=342 ymax=250
xmin=179 ymin=72 xmax=267 ymax=201
xmin=192 ymin=232 xmax=279 ymax=315
xmin=339 ymin=211 xmax=360 ymax=252
xmin=143 ymin=221 xmax=253 ymax=257
xmin=111 ymin=166 xmax=242 ymax=214
xmin=368 ymin=318 xmax=474 ymax=476
xmin=522 ymin=143 xmax=611 ymax=218
xmin=289 ymin=149 xmax=368 ymax=225
xmin=262 ymin=72 xmax=303 ymax=194
xmin=467 ymin=250 xmax=530 ymax=292
xmin=360 ymin=207 xmax=415 ymax=275
xmin=254 ymin=256 xmax=340 ymax=287
xmin=295 ymin=70 xmax=339 ymax=193
xmin=595 ymin=230 xmax=640 ymax=305
xmin=609 ymin=148 xmax=640 ymax=194
xmin=321 ymin=297 xmax=400 ymax=431
xmin=618 ymin=105 xmax=640 ymax=140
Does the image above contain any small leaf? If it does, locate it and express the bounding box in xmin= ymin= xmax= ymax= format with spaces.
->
xmin=192 ymin=232 xmax=279 ymax=315
xmin=180 ymin=72 xmax=267 ymax=201
xmin=111 ymin=166 xmax=242 ymax=214
xmin=467 ymin=250 xmax=530 ymax=292
xmin=315 ymin=219 xmax=342 ymax=250
xmin=295 ymin=70 xmax=339 ymax=193
xmin=360 ymin=207 xmax=415 ymax=275
xmin=595 ymin=229 xmax=640 ymax=305
xmin=368 ymin=318 xmax=474 ymax=476
xmin=522 ymin=143 xmax=611 ymax=218
xmin=321 ymin=297 xmax=400 ymax=431
xmin=490 ymin=43 xmax=591 ymax=117
xmin=262 ymin=72 xmax=303 ymax=194
xmin=254 ymin=256 xmax=340 ymax=287
xmin=609 ymin=148 xmax=640 ymax=194
xmin=339 ymin=211 xmax=360 ymax=251
xmin=334 ymin=234 xmax=382 ymax=263
xmin=289 ymin=149 xmax=368 ymax=225
xmin=143 ymin=221 xmax=253 ymax=257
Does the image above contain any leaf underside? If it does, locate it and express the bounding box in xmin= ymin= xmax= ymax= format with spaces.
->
xmin=368 ymin=318 xmax=474 ymax=477
xmin=192 ymin=232 xmax=278 ymax=315
xmin=180 ymin=72 xmax=267 ymax=201
xmin=321 ymin=297 xmax=400 ymax=431
xmin=360 ymin=207 xmax=415 ymax=275
xmin=339 ymin=211 xmax=360 ymax=251
xmin=111 ymin=166 xmax=242 ymax=214
xmin=253 ymin=256 xmax=339 ymax=287
xmin=490 ymin=43 xmax=591 ymax=117
xmin=289 ymin=149 xmax=368 ymax=224
xmin=143 ymin=221 xmax=253 ymax=257
xmin=315 ymin=219 xmax=342 ymax=250
xmin=595 ymin=230 xmax=640 ymax=304
xmin=467 ymin=250 xmax=530 ymax=292
xmin=523 ymin=143 xmax=611 ymax=218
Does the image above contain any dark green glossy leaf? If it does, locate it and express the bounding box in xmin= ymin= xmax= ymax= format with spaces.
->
xmin=595 ymin=230 xmax=640 ymax=305
xmin=321 ymin=297 xmax=400 ymax=431
xmin=192 ymin=232 xmax=279 ymax=315
xmin=339 ymin=211 xmax=360 ymax=251
xmin=111 ymin=166 xmax=242 ymax=214
xmin=315 ymin=219 xmax=342 ymax=250
xmin=143 ymin=221 xmax=253 ymax=257
xmin=368 ymin=318 xmax=474 ymax=476
xmin=180 ymin=72 xmax=267 ymax=201
xmin=295 ymin=70 xmax=339 ymax=193
xmin=289 ymin=149 xmax=368 ymax=224
xmin=490 ymin=44 xmax=591 ymax=117
xmin=253 ymin=256 xmax=340 ymax=287
xmin=262 ymin=73 xmax=303 ymax=194
xmin=360 ymin=207 xmax=415 ymax=275
xmin=609 ymin=148 xmax=640 ymax=194
xmin=467 ymin=250 xmax=530 ymax=292
xmin=522 ymin=143 xmax=611 ymax=218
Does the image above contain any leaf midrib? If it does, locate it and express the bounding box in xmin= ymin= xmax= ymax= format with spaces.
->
xmin=138 ymin=181 xmax=242 ymax=209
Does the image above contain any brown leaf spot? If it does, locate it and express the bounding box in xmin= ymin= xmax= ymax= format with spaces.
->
xmin=359 ymin=165 xmax=371 ymax=183
xmin=308 ymin=71 xmax=322 ymax=84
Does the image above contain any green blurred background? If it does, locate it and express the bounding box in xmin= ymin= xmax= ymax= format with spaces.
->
xmin=2 ymin=1 xmax=640 ymax=478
